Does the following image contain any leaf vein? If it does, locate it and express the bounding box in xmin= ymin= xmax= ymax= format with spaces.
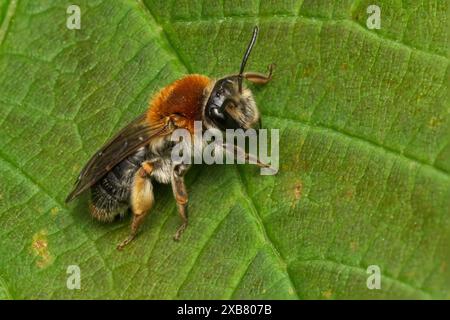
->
xmin=235 ymin=166 xmax=300 ymax=299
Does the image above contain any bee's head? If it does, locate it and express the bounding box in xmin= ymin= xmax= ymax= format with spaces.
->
xmin=203 ymin=26 xmax=263 ymax=131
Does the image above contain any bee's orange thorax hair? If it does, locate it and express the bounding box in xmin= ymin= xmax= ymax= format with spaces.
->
xmin=147 ymin=74 xmax=212 ymax=134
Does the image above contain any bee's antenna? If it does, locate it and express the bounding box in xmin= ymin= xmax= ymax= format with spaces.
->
xmin=238 ymin=26 xmax=259 ymax=93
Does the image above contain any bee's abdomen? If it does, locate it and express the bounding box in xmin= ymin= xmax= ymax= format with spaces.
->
xmin=89 ymin=148 xmax=146 ymax=222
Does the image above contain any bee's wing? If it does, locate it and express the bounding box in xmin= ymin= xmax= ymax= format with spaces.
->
xmin=66 ymin=113 xmax=172 ymax=203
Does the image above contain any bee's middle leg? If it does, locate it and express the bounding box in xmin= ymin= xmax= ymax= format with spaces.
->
xmin=117 ymin=161 xmax=154 ymax=250
xmin=171 ymin=164 xmax=190 ymax=241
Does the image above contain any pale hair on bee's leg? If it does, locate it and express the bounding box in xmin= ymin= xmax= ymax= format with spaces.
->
xmin=117 ymin=161 xmax=155 ymax=250
xmin=171 ymin=163 xmax=190 ymax=241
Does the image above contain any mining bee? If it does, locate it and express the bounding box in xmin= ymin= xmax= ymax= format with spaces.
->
xmin=66 ymin=26 xmax=274 ymax=250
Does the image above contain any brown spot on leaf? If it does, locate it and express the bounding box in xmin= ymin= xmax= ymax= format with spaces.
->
xmin=291 ymin=181 xmax=303 ymax=209
xmin=31 ymin=230 xmax=53 ymax=269
xmin=294 ymin=182 xmax=302 ymax=200
xmin=344 ymin=189 xmax=354 ymax=199
xmin=72 ymin=164 xmax=80 ymax=173
xmin=50 ymin=207 xmax=59 ymax=217
xmin=322 ymin=289 xmax=333 ymax=299
xmin=428 ymin=116 xmax=443 ymax=128
xmin=302 ymin=66 xmax=314 ymax=77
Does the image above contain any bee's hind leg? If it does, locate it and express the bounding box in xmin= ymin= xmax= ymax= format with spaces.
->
xmin=171 ymin=164 xmax=190 ymax=241
xmin=117 ymin=161 xmax=154 ymax=250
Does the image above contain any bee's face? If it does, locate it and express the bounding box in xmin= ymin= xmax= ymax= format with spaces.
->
xmin=203 ymin=76 xmax=259 ymax=131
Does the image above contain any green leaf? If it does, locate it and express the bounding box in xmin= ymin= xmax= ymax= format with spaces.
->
xmin=0 ymin=0 xmax=449 ymax=299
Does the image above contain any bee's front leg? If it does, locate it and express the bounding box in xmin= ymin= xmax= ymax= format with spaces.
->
xmin=222 ymin=143 xmax=270 ymax=168
xmin=171 ymin=163 xmax=190 ymax=241
xmin=242 ymin=63 xmax=274 ymax=84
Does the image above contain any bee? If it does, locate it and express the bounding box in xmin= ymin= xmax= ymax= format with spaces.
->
xmin=66 ymin=26 xmax=274 ymax=250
